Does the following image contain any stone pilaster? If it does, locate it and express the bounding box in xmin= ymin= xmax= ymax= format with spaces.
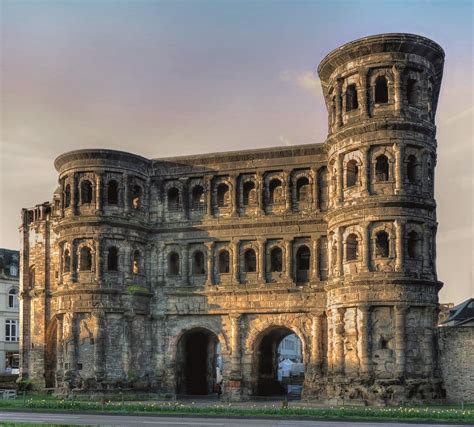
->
xmin=284 ymin=238 xmax=292 ymax=281
xmin=362 ymin=222 xmax=371 ymax=272
xmin=394 ymin=305 xmax=407 ymax=379
xmin=395 ymin=219 xmax=405 ymax=272
xmin=358 ymin=67 xmax=369 ymax=118
xmin=181 ymin=243 xmax=189 ymax=285
xmin=334 ymin=307 xmax=345 ymax=375
xmin=205 ymin=175 xmax=213 ymax=218
xmin=360 ymin=146 xmax=370 ymax=196
xmin=205 ymin=241 xmax=214 ymax=286
xmin=311 ymin=236 xmax=319 ymax=281
xmin=231 ymin=240 xmax=239 ymax=284
xmin=394 ymin=143 xmax=404 ymax=195
xmin=95 ymin=172 xmax=102 ymax=213
xmin=257 ymin=239 xmax=265 ymax=284
xmin=393 ymin=64 xmax=403 ymax=114
xmin=336 ymin=78 xmax=343 ymax=128
xmin=358 ymin=305 xmax=371 ymax=378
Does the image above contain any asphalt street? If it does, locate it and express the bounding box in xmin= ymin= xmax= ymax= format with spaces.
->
xmin=0 ymin=412 xmax=462 ymax=426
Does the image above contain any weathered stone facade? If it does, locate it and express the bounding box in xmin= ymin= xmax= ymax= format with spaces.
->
xmin=20 ymin=33 xmax=447 ymax=403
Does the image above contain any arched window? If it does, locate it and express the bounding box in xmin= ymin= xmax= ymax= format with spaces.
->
xmin=407 ymin=231 xmax=421 ymax=259
xmin=79 ymin=247 xmax=92 ymax=271
xmin=407 ymin=78 xmax=419 ymax=106
xmin=243 ymin=181 xmax=256 ymax=206
xmin=375 ymin=155 xmax=390 ymax=182
xmin=191 ymin=185 xmax=205 ymax=209
xmin=64 ymin=184 xmax=71 ymax=208
xmin=346 ymin=160 xmax=359 ymax=188
xmin=63 ymin=249 xmax=71 ymax=273
xmin=296 ymin=246 xmax=310 ymax=271
xmin=132 ymin=250 xmax=141 ymax=274
xmin=407 ymin=155 xmax=418 ymax=184
xmin=168 ymin=187 xmax=180 ymax=210
xmin=375 ymin=231 xmax=390 ymax=258
xmin=244 ymin=249 xmax=256 ymax=272
xmin=296 ymin=177 xmax=310 ymax=202
xmin=107 ymin=180 xmax=119 ymax=205
xmin=168 ymin=252 xmax=180 ymax=276
xmin=218 ymin=250 xmax=230 ymax=274
xmin=193 ymin=251 xmax=206 ymax=275
xmin=318 ymin=167 xmax=328 ymax=211
xmin=80 ymin=180 xmax=93 ymax=204
xmin=346 ymin=234 xmax=359 ymax=261
xmin=217 ymin=183 xmax=230 ymax=207
xmin=107 ymin=247 xmax=118 ymax=271
xmin=345 ymin=84 xmax=358 ymax=111
xmin=375 ymin=76 xmax=388 ymax=104
xmin=270 ymin=247 xmax=283 ymax=272
xmin=131 ymin=185 xmax=142 ymax=209
xmin=8 ymin=289 xmax=19 ymax=309
xmin=269 ymin=179 xmax=283 ymax=204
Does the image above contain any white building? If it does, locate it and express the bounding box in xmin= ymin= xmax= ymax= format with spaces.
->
xmin=0 ymin=249 xmax=20 ymax=374
xmin=277 ymin=334 xmax=302 ymax=363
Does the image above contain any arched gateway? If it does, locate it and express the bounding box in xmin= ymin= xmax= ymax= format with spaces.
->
xmin=20 ymin=34 xmax=445 ymax=404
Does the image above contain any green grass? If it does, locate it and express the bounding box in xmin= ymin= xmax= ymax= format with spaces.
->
xmin=1 ymin=394 xmax=473 ymax=423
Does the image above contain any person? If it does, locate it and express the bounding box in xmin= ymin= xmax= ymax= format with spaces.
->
xmin=217 ymin=382 xmax=222 ymax=399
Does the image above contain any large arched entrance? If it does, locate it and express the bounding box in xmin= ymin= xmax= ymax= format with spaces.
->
xmin=253 ymin=327 xmax=304 ymax=397
xmin=176 ymin=328 xmax=219 ymax=395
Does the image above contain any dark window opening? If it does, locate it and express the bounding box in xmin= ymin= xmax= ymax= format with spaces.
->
xmin=168 ymin=252 xmax=180 ymax=276
xmin=218 ymin=250 xmax=230 ymax=274
xmin=317 ymin=167 xmax=328 ymax=211
xmin=191 ymin=185 xmax=205 ymax=209
xmin=244 ymin=249 xmax=256 ymax=272
xmin=8 ymin=289 xmax=18 ymax=309
xmin=407 ymin=155 xmax=418 ymax=184
xmin=243 ymin=181 xmax=256 ymax=206
xmin=64 ymin=184 xmax=71 ymax=208
xmin=296 ymin=177 xmax=310 ymax=202
xmin=193 ymin=251 xmax=206 ymax=276
xmin=168 ymin=187 xmax=180 ymax=210
xmin=375 ymin=231 xmax=390 ymax=258
xmin=132 ymin=250 xmax=141 ymax=274
xmin=380 ymin=338 xmax=389 ymax=350
xmin=346 ymin=160 xmax=359 ymax=188
xmin=346 ymin=234 xmax=359 ymax=261
xmin=407 ymin=78 xmax=419 ymax=106
xmin=375 ymin=155 xmax=390 ymax=182
xmin=80 ymin=180 xmax=93 ymax=204
xmin=407 ymin=231 xmax=420 ymax=259
xmin=270 ymin=247 xmax=283 ymax=272
xmin=269 ymin=179 xmax=283 ymax=204
xmin=217 ymin=183 xmax=230 ymax=207
xmin=107 ymin=247 xmax=118 ymax=271
xmin=131 ymin=185 xmax=142 ymax=209
xmin=296 ymin=246 xmax=310 ymax=271
xmin=107 ymin=180 xmax=119 ymax=205
xmin=63 ymin=249 xmax=71 ymax=273
xmin=375 ymin=76 xmax=388 ymax=104
xmin=346 ymin=84 xmax=358 ymax=111
xmin=79 ymin=247 xmax=92 ymax=271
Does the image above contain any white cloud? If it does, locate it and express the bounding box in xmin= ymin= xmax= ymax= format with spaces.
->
xmin=279 ymin=70 xmax=322 ymax=98
xmin=279 ymin=135 xmax=293 ymax=146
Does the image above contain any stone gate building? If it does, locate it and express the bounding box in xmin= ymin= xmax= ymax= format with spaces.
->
xmin=19 ymin=33 xmax=446 ymax=403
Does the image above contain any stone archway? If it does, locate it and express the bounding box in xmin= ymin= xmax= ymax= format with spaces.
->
xmin=176 ymin=327 xmax=219 ymax=395
xmin=44 ymin=317 xmax=58 ymax=389
xmin=252 ymin=326 xmax=304 ymax=397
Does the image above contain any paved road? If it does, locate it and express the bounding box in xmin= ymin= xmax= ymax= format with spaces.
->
xmin=0 ymin=412 xmax=461 ymax=426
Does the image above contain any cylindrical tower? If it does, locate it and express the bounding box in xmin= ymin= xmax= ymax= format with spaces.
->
xmin=318 ymin=34 xmax=444 ymax=402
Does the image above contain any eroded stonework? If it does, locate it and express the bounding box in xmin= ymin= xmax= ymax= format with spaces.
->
xmin=20 ymin=33 xmax=446 ymax=404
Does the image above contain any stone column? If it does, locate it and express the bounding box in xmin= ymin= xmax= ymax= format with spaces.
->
xmin=336 ymin=154 xmax=344 ymax=204
xmin=360 ymin=146 xmax=370 ymax=196
xmin=60 ymin=180 xmax=65 ymax=218
xmin=358 ymin=305 xmax=371 ymax=377
xmin=180 ymin=177 xmax=189 ymax=220
xmin=395 ymin=219 xmax=405 ymax=272
xmin=362 ymin=222 xmax=371 ymax=272
xmin=205 ymin=175 xmax=213 ymax=218
xmin=230 ymin=174 xmax=238 ymax=217
xmin=229 ymin=314 xmax=242 ymax=377
xmin=205 ymin=241 xmax=214 ymax=286
xmin=158 ymin=242 xmax=166 ymax=283
xmin=93 ymin=312 xmax=105 ymax=381
xmin=422 ymin=224 xmax=432 ymax=273
xmin=394 ymin=143 xmax=404 ymax=195
xmin=95 ymin=238 xmax=102 ymax=283
xmin=95 ymin=173 xmax=102 ymax=212
xmin=334 ymin=308 xmax=345 ymax=375
xmin=256 ymin=172 xmax=265 ymax=215
xmin=336 ymin=227 xmax=343 ymax=277
xmin=311 ymin=236 xmax=319 ymax=281
xmin=181 ymin=243 xmax=189 ymax=285
xmin=423 ymin=306 xmax=435 ymax=377
xmin=283 ymin=170 xmax=292 ymax=213
xmin=65 ymin=313 xmax=77 ymax=374
xmin=336 ymin=78 xmax=343 ymax=128
xmin=232 ymin=240 xmax=239 ymax=284
xmin=71 ymin=173 xmax=77 ymax=215
xmin=393 ymin=64 xmax=403 ymax=114
xmin=122 ymin=313 xmax=133 ymax=378
xmin=123 ymin=173 xmax=130 ymax=214
xmin=311 ymin=167 xmax=319 ymax=212
xmin=311 ymin=314 xmax=323 ymax=375
xmin=394 ymin=305 xmax=407 ymax=379
xmin=284 ymin=238 xmax=292 ymax=281
xmin=358 ymin=67 xmax=369 ymax=118
xmin=257 ymin=239 xmax=266 ymax=284
xmin=56 ymin=314 xmax=64 ymax=377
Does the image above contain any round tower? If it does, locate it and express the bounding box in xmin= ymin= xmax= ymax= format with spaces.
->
xmin=318 ymin=34 xmax=444 ymax=402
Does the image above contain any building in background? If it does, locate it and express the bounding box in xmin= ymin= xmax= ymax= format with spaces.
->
xmin=0 ymin=249 xmax=20 ymax=374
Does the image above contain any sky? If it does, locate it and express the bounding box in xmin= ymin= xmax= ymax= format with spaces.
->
xmin=0 ymin=0 xmax=472 ymax=304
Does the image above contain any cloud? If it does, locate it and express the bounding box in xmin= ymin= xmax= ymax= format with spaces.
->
xmin=279 ymin=70 xmax=322 ymax=98
xmin=279 ymin=135 xmax=293 ymax=146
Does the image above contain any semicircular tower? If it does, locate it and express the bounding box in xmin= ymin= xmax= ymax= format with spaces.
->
xmin=318 ymin=33 xmax=444 ymax=402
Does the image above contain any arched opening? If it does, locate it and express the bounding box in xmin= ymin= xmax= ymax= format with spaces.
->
xmin=192 ymin=251 xmax=206 ymax=276
xmin=216 ymin=183 xmax=230 ymax=207
xmin=375 ymin=155 xmax=390 ymax=182
xmin=346 ymin=160 xmax=359 ymax=188
xmin=346 ymin=233 xmax=359 ymax=261
xmin=253 ymin=327 xmax=304 ymax=397
xmin=269 ymin=179 xmax=283 ymax=204
xmin=168 ymin=187 xmax=180 ymax=211
xmin=8 ymin=288 xmax=19 ymax=309
xmin=407 ymin=155 xmax=418 ymax=184
xmin=244 ymin=249 xmax=256 ymax=272
xmin=345 ymin=84 xmax=358 ymax=111
xmin=107 ymin=247 xmax=118 ymax=271
xmin=317 ymin=167 xmax=328 ymax=211
xmin=191 ymin=185 xmax=205 ymax=210
xmin=218 ymin=250 xmax=230 ymax=274
xmin=131 ymin=185 xmax=142 ymax=209
xmin=407 ymin=231 xmax=421 ymax=259
xmin=79 ymin=247 xmax=92 ymax=271
xmin=107 ymin=180 xmax=119 ymax=205
xmin=63 ymin=249 xmax=71 ymax=273
xmin=296 ymin=245 xmax=310 ymax=283
xmin=375 ymin=76 xmax=388 ymax=104
xmin=168 ymin=252 xmax=180 ymax=276
xmin=176 ymin=328 xmax=219 ymax=395
xmin=80 ymin=180 xmax=93 ymax=204
xmin=270 ymin=247 xmax=283 ymax=272
xmin=64 ymin=184 xmax=71 ymax=208
xmin=296 ymin=177 xmax=310 ymax=203
xmin=132 ymin=250 xmax=141 ymax=274
xmin=44 ymin=318 xmax=57 ymax=389
xmin=407 ymin=78 xmax=419 ymax=106
xmin=243 ymin=181 xmax=256 ymax=206
xmin=375 ymin=231 xmax=390 ymax=258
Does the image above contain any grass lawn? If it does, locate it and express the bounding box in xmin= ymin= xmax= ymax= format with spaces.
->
xmin=0 ymin=394 xmax=473 ymax=423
